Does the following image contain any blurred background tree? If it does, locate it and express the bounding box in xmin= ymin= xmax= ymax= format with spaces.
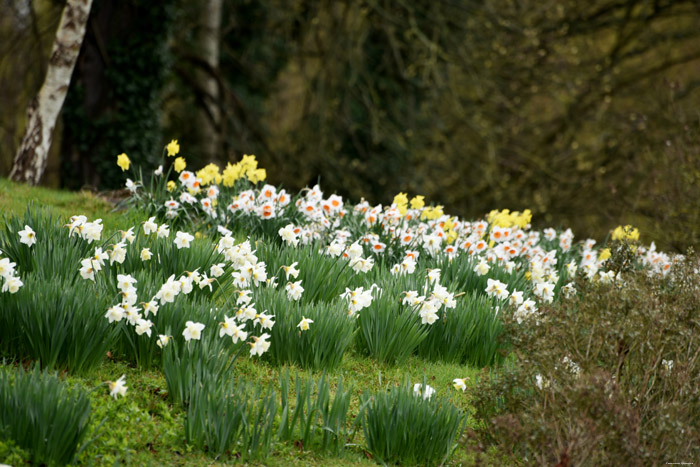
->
xmin=2 ymin=0 xmax=699 ymax=250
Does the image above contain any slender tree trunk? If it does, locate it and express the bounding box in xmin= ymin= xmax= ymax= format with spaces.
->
xmin=10 ymin=0 xmax=93 ymax=185
xmin=195 ymin=0 xmax=223 ymax=164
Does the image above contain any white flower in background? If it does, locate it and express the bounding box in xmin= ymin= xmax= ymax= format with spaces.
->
xmin=281 ymin=262 xmax=300 ymax=279
xmin=154 ymin=165 xmax=163 ymax=176
xmin=156 ymin=224 xmax=170 ymax=239
xmin=474 ymin=260 xmax=490 ymax=276
xmin=402 ymin=290 xmax=424 ymax=308
xmin=562 ymin=356 xmax=581 ymax=378
xmin=117 ymin=274 xmax=137 ymax=292
xmin=109 ymin=374 xmax=128 ymax=399
xmin=143 ymin=217 xmax=158 ymax=235
xmin=349 ymin=256 xmax=374 ymax=273
xmin=82 ymin=219 xmax=103 ymax=243
xmin=183 ymin=321 xmax=205 ymax=342
xmin=566 ymin=261 xmax=578 ymax=277
xmin=485 ymin=278 xmax=509 ymax=300
xmin=344 ymin=242 xmax=363 ymax=260
xmin=105 ymin=305 xmax=125 ymax=323
xmin=598 ymin=270 xmax=616 ymax=284
xmin=236 ymin=290 xmax=252 ymax=306
xmin=156 ymin=334 xmax=171 ymax=348
xmin=533 ymin=281 xmax=555 ymax=303
xmin=124 ymin=306 xmax=142 ymax=326
xmin=513 ymin=299 xmax=537 ymax=324
xmin=430 ymin=284 xmax=456 ymax=309
xmin=125 ymin=178 xmax=138 ymax=193
xmin=142 ymin=300 xmax=159 ymax=317
xmin=278 ymin=224 xmax=299 ymax=246
xmin=413 ymin=383 xmax=436 ymax=400
xmin=174 ymin=231 xmax=194 ymax=249
xmin=109 ymin=242 xmax=127 ymax=265
xmin=419 ymin=300 xmax=440 ymax=325
xmin=561 ymin=282 xmax=577 ymax=298
xmin=219 ymin=316 xmax=238 ymax=338
xmin=535 ymin=374 xmax=550 ymax=390
xmin=508 ymin=290 xmax=524 ymax=307
xmin=217 ymin=225 xmax=232 ymax=236
xmin=135 ymin=319 xmax=153 ymax=337
xmin=427 ymin=268 xmax=441 ymax=284
xmin=140 ymin=248 xmax=152 ymax=261
xmin=18 ymin=225 xmax=36 ymax=247
xmin=342 ymin=286 xmax=374 ymax=315
xmin=326 ymin=240 xmax=345 ymax=257
xmin=2 ymin=276 xmax=23 ymax=294
xmin=286 ymin=280 xmax=304 ymax=301
xmin=89 ymin=248 xmax=109 ymax=271
xmin=297 ymin=316 xmax=314 ymax=331
xmin=79 ymin=258 xmax=96 ymax=281
xmin=662 ymin=359 xmax=674 ymax=372
xmin=453 ymin=378 xmax=467 ymax=392
xmin=249 ymin=333 xmax=271 ymax=356
xmin=254 ymin=312 xmax=275 ymax=330
xmin=209 ymin=263 xmax=225 ymax=278
xmin=0 ymin=257 xmax=17 ymax=280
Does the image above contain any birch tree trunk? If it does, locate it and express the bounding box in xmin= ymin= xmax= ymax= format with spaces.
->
xmin=195 ymin=0 xmax=223 ymax=164
xmin=10 ymin=0 xmax=93 ymax=185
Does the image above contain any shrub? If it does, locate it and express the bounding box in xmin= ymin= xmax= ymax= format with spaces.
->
xmin=0 ymin=275 xmax=117 ymax=374
xmin=361 ymin=378 xmax=465 ymax=465
xmin=355 ymin=277 xmax=430 ymax=364
xmin=184 ymin=375 xmax=277 ymax=461
xmin=255 ymin=287 xmax=355 ymax=370
xmin=278 ymin=370 xmax=354 ymax=454
xmin=0 ymin=364 xmax=92 ymax=465
xmin=417 ymin=290 xmax=506 ymax=367
xmin=472 ymin=248 xmax=700 ymax=465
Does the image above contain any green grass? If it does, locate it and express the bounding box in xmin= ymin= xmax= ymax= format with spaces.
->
xmin=0 ymin=179 xmax=488 ymax=465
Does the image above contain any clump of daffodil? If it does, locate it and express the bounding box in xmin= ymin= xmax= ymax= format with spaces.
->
xmin=487 ymin=208 xmax=532 ymax=229
xmin=599 ymin=248 xmax=612 ymax=261
xmin=611 ymin=225 xmax=640 ymax=242
xmin=421 ymin=205 xmax=444 ymax=220
xmin=196 ymin=163 xmax=222 ymax=185
xmin=410 ymin=195 xmax=425 ymax=210
xmin=247 ymin=167 xmax=266 ymax=184
xmin=116 ymin=153 xmax=130 ymax=172
xmin=222 ymin=162 xmax=243 ymax=187
xmin=166 ymin=139 xmax=180 ymax=157
xmin=393 ymin=192 xmax=408 ymax=216
xmin=173 ymin=157 xmax=186 ymax=173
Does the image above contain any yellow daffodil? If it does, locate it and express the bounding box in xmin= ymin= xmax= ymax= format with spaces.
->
xmin=247 ymin=168 xmax=266 ymax=184
xmin=599 ymin=248 xmax=611 ymax=261
xmin=612 ymin=225 xmax=640 ymax=242
xmin=166 ymin=139 xmax=180 ymax=157
xmin=173 ymin=157 xmax=186 ymax=173
xmin=116 ymin=153 xmax=130 ymax=171
xmin=410 ymin=195 xmax=425 ymax=209
xmin=167 ymin=180 xmax=176 ymax=192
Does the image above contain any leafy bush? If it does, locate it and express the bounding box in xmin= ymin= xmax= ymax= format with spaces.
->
xmin=472 ymin=247 xmax=700 ymax=465
xmin=355 ymin=278 xmax=430 ymax=364
xmin=185 ymin=375 xmax=277 ymax=460
xmin=417 ymin=290 xmax=506 ymax=367
xmin=256 ymin=287 xmax=355 ymax=370
xmin=0 ymin=365 xmax=92 ymax=465
xmin=278 ymin=370 xmax=354 ymax=454
xmin=0 ymin=275 xmax=117 ymax=374
xmin=361 ymin=379 xmax=465 ymax=465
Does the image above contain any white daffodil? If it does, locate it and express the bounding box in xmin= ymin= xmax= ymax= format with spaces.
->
xmin=297 ymin=316 xmax=313 ymax=331
xmin=249 ymin=333 xmax=271 ymax=356
xmin=453 ymin=378 xmax=467 ymax=392
xmin=174 ymin=231 xmax=195 ymax=249
xmin=413 ymin=383 xmax=436 ymax=400
xmin=109 ymin=374 xmax=128 ymax=399
xmin=18 ymin=225 xmax=36 ymax=247
xmin=183 ymin=321 xmax=205 ymax=341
